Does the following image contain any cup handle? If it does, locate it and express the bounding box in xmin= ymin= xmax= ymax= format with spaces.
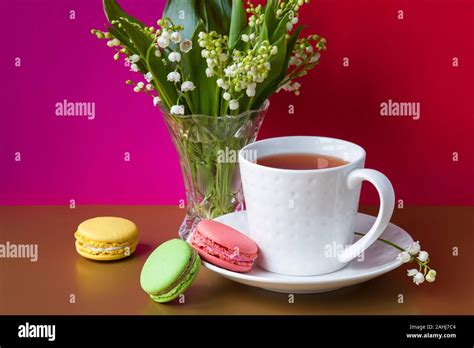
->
xmin=337 ymin=168 xmax=395 ymax=263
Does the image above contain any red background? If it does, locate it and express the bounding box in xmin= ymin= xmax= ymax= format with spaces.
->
xmin=1 ymin=0 xmax=473 ymax=205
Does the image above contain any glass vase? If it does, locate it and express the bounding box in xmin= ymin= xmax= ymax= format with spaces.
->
xmin=162 ymin=100 xmax=269 ymax=240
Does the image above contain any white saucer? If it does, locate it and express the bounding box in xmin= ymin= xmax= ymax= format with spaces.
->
xmin=202 ymin=211 xmax=413 ymax=293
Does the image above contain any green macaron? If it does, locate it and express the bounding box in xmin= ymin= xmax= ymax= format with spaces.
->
xmin=140 ymin=239 xmax=200 ymax=303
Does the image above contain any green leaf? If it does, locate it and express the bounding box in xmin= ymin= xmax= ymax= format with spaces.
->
xmin=146 ymin=47 xmax=178 ymax=110
xmin=164 ymin=0 xmax=232 ymax=39
xmin=118 ymin=19 xmax=152 ymax=58
xmin=103 ymin=0 xmax=145 ymax=27
xmin=204 ymin=0 xmax=233 ymax=34
xmin=187 ymin=20 xmax=218 ymax=115
xmin=264 ymin=0 xmax=279 ymax=41
xmin=229 ymin=0 xmax=246 ymax=48
xmin=270 ymin=12 xmax=290 ymax=43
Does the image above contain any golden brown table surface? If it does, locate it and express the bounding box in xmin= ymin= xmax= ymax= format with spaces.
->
xmin=0 ymin=205 xmax=473 ymax=315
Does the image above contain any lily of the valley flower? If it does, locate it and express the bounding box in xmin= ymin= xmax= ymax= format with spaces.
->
xmin=396 ymin=251 xmax=411 ymax=263
xmin=417 ymin=251 xmax=429 ymax=262
xmin=167 ymin=71 xmax=181 ymax=83
xmin=130 ymin=64 xmax=139 ymax=72
xmin=106 ymin=38 xmax=120 ymax=47
xmin=229 ymin=99 xmax=239 ymax=111
xmin=400 ymin=241 xmax=437 ymax=286
xmin=181 ymin=81 xmax=196 ymax=92
xmin=170 ymin=104 xmax=185 ymax=115
xmin=157 ymin=35 xmax=170 ymax=48
xmin=426 ymin=269 xmax=437 ymax=282
xmin=168 ymin=52 xmax=181 ymax=63
xmin=129 ymin=54 xmax=140 ymax=63
xmin=413 ymin=272 xmax=425 ymax=285
xmin=153 ymin=96 xmax=161 ymax=107
xmin=144 ymin=72 xmax=153 ymax=82
xmin=170 ymin=31 xmax=182 ymax=44
xmin=407 ymin=241 xmax=421 ymax=255
xmin=180 ymin=39 xmax=193 ymax=53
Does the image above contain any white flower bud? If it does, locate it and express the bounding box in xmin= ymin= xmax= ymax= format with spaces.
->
xmin=286 ymin=22 xmax=293 ymax=31
xmin=157 ymin=36 xmax=170 ymax=48
xmin=229 ymin=99 xmax=239 ymax=110
xmin=291 ymin=17 xmax=299 ymax=24
xmin=167 ymin=71 xmax=181 ymax=83
xmin=201 ymin=49 xmax=209 ymax=58
xmin=216 ymin=79 xmax=224 ymax=87
xmin=181 ymin=81 xmax=196 ymax=92
xmin=417 ymin=251 xmax=429 ymax=262
xmin=161 ymin=30 xmax=171 ymax=39
xmin=154 ymin=49 xmax=161 ymax=57
xmin=130 ymin=64 xmax=139 ymax=72
xmin=426 ymin=269 xmax=437 ymax=282
xmin=413 ymin=272 xmax=425 ymax=285
xmin=153 ymin=96 xmax=161 ymax=106
xmin=198 ymin=32 xmax=206 ymax=39
xmin=170 ymin=31 xmax=182 ymax=44
xmin=407 ymin=269 xmax=418 ymax=277
xmin=129 ymin=54 xmax=140 ymax=63
xmin=241 ymin=34 xmax=249 ymax=42
xmin=246 ymin=87 xmax=256 ymax=97
xmin=249 ymin=33 xmax=255 ymax=41
xmin=168 ymin=52 xmax=181 ymax=63
xmin=146 ymin=84 xmax=154 ymax=90
xmin=407 ymin=241 xmax=421 ymax=255
xmin=396 ymin=251 xmax=411 ymax=263
xmin=107 ymin=38 xmax=120 ymax=47
xmin=271 ymin=46 xmax=278 ymax=55
xmin=137 ymin=82 xmax=144 ymax=88
xmin=223 ymin=92 xmax=231 ymax=101
xmin=170 ymin=104 xmax=185 ymax=115
xmin=205 ymin=68 xmax=214 ymax=77
xmin=145 ymin=72 xmax=153 ymax=82
xmin=206 ymin=58 xmax=215 ymax=67
xmin=133 ymin=86 xmax=141 ymax=93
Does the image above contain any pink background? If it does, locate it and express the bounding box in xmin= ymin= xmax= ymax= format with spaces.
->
xmin=2 ymin=0 xmax=473 ymax=205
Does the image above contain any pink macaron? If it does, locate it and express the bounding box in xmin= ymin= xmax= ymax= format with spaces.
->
xmin=191 ymin=220 xmax=258 ymax=273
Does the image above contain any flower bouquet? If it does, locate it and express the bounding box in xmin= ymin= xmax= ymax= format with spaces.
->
xmin=93 ymin=0 xmax=326 ymax=239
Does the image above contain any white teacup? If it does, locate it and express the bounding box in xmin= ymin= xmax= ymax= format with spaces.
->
xmin=239 ymin=136 xmax=395 ymax=276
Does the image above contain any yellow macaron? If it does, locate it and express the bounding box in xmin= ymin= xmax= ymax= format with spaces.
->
xmin=75 ymin=217 xmax=139 ymax=261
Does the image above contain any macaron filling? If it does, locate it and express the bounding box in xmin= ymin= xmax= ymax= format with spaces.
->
xmin=149 ymin=251 xmax=198 ymax=300
xmin=192 ymin=232 xmax=257 ymax=267
xmin=75 ymin=232 xmax=137 ymax=255
xmin=81 ymin=244 xmax=129 ymax=253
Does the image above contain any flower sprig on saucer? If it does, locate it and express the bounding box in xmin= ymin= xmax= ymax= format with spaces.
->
xmin=396 ymin=241 xmax=437 ymax=285
xmin=355 ymin=233 xmax=437 ymax=286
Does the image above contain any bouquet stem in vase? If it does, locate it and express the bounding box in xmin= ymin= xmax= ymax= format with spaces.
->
xmin=163 ymin=101 xmax=269 ymax=239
